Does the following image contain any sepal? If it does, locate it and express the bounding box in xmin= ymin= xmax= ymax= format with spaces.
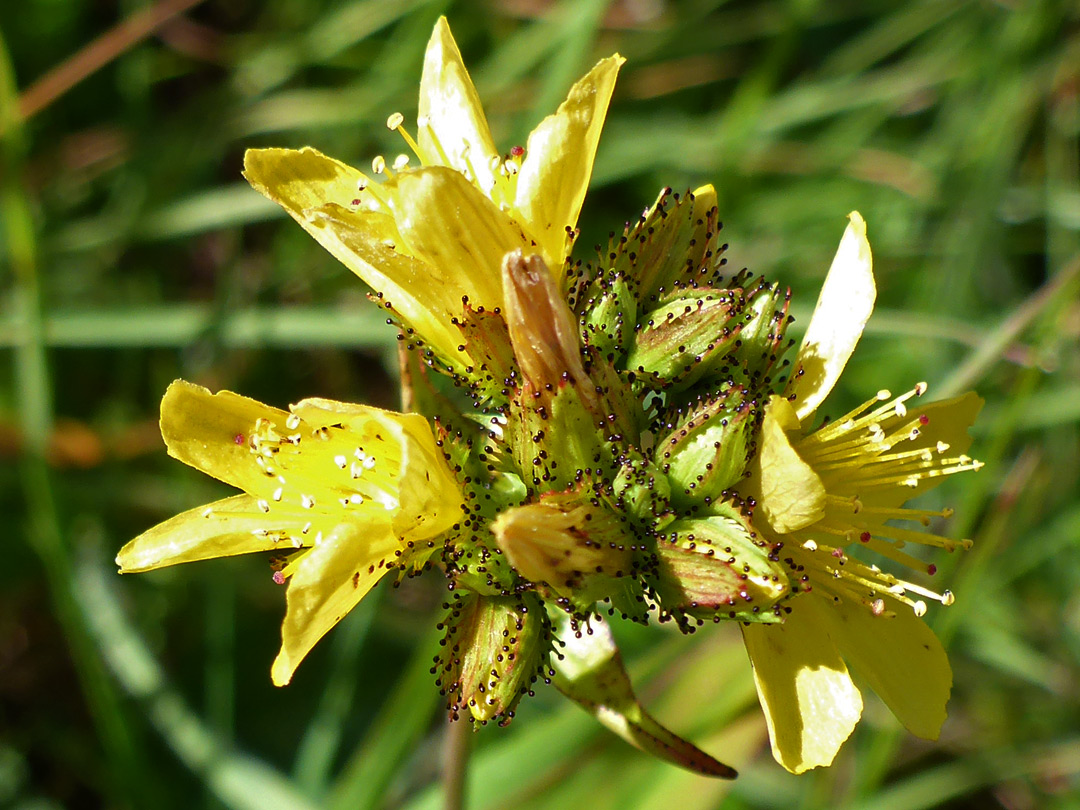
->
xmin=656 ymin=378 xmax=759 ymax=508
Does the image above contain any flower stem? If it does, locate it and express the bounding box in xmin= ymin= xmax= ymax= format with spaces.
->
xmin=442 ymin=716 xmax=471 ymax=810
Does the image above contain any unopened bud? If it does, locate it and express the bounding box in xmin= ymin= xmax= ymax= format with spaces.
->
xmin=612 ymin=455 xmax=672 ymax=522
xmin=600 ymin=185 xmax=721 ymax=304
xmin=652 ymin=507 xmax=788 ymax=624
xmin=625 ymin=290 xmax=743 ymax=390
xmin=657 ymin=381 xmax=758 ymax=507
xmin=725 ymin=278 xmax=791 ymax=381
xmin=502 ymin=250 xmax=592 ymax=401
xmin=580 ymin=272 xmax=636 ymax=359
xmin=492 ymin=491 xmax=637 ymax=608
xmin=435 ymin=592 xmax=545 ymax=724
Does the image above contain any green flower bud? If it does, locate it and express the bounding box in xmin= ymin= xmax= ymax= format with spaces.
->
xmin=579 ymin=271 xmax=637 ymax=360
xmin=435 ymin=592 xmax=546 ymax=724
xmin=612 ymin=454 xmax=672 ymax=523
xmin=652 ymin=505 xmax=788 ymax=625
xmin=594 ymin=186 xmax=722 ymax=305
xmin=725 ymin=274 xmax=792 ymax=384
xmin=656 ymin=381 xmax=759 ymax=508
xmin=624 ymin=290 xmax=744 ymax=390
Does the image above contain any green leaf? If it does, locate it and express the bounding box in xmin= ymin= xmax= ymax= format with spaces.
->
xmin=549 ymin=610 xmax=738 ymax=778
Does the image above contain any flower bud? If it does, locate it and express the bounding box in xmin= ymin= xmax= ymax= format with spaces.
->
xmin=579 ymin=271 xmax=636 ymax=360
xmin=624 ymin=290 xmax=744 ymax=390
xmin=598 ymin=185 xmax=721 ymax=305
xmin=725 ymin=275 xmax=792 ymax=383
xmin=435 ymin=592 xmax=546 ymax=724
xmin=492 ymin=490 xmax=640 ymax=609
xmin=652 ymin=506 xmax=788 ymax=625
xmin=502 ymin=250 xmax=592 ymax=401
xmin=656 ymin=381 xmax=758 ymax=508
xmin=612 ymin=455 xmax=672 ymax=522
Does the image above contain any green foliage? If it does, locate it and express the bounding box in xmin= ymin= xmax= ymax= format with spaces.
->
xmin=2 ymin=1 xmax=1078 ymax=808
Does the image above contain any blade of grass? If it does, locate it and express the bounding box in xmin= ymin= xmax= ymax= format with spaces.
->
xmin=936 ymin=253 xmax=1080 ymax=398
xmin=15 ymin=0 xmax=206 ymax=122
xmin=327 ymin=620 xmax=443 ymax=810
xmin=73 ymin=534 xmax=320 ymax=810
xmin=1 ymin=29 xmax=151 ymax=808
xmin=0 ymin=306 xmax=391 ymax=349
xmin=292 ymin=588 xmax=382 ymax=795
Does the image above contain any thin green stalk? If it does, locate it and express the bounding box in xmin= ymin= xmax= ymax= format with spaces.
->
xmin=0 ymin=29 xmax=148 ymax=807
xmin=328 ymin=619 xmax=443 ymax=810
xmin=442 ymin=717 xmax=471 ymax=810
xmin=292 ymin=588 xmax=382 ymax=795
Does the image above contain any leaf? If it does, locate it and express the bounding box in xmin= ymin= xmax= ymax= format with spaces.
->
xmin=549 ymin=610 xmax=737 ymax=778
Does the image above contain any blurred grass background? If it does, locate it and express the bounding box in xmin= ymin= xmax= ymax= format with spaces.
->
xmin=1 ymin=0 xmax=1079 ymax=808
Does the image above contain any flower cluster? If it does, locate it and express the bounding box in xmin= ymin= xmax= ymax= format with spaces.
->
xmin=119 ymin=18 xmax=982 ymax=776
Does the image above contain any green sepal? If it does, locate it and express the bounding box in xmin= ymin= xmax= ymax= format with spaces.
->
xmin=549 ymin=608 xmax=737 ymax=778
xmin=506 ymin=380 xmax=610 ymax=493
xmin=725 ymin=274 xmax=792 ymax=385
xmin=578 ymin=271 xmax=637 ymax=361
xmin=434 ymin=591 xmax=547 ymax=725
xmin=651 ymin=503 xmax=788 ymax=626
xmin=612 ymin=453 xmax=672 ymax=524
xmin=584 ymin=345 xmax=644 ymax=448
xmin=452 ymin=302 xmax=519 ymax=403
xmin=656 ymin=378 xmax=760 ymax=509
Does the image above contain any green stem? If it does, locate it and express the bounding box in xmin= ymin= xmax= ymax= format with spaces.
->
xmin=442 ymin=716 xmax=471 ymax=810
xmin=0 ymin=29 xmax=148 ymax=807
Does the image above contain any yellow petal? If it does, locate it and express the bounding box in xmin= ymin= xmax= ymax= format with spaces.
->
xmin=302 ymin=204 xmax=468 ymax=365
xmin=417 ymin=17 xmax=499 ymax=193
xmin=160 ymin=380 xmax=289 ymax=502
xmin=272 ymin=519 xmax=400 ymax=685
xmin=758 ymin=396 xmax=826 ymax=533
xmin=244 ymin=148 xmax=468 ymax=365
xmin=787 ymin=212 xmax=875 ymax=423
xmin=742 ymin=599 xmax=863 ymax=773
xmin=117 ymin=495 xmax=285 ymax=573
xmin=244 ymin=146 xmax=370 ymax=218
xmin=822 ymin=595 xmax=951 ymax=739
xmin=290 ymin=398 xmax=463 ymax=545
xmin=384 ymin=166 xmax=527 ymax=309
xmin=514 ymin=54 xmax=624 ymax=274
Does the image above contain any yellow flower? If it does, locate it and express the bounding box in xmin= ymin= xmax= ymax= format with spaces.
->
xmin=116 ymin=380 xmax=462 ymax=686
xmin=242 ymin=17 xmax=623 ymax=374
xmin=738 ymin=213 xmax=984 ymax=773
